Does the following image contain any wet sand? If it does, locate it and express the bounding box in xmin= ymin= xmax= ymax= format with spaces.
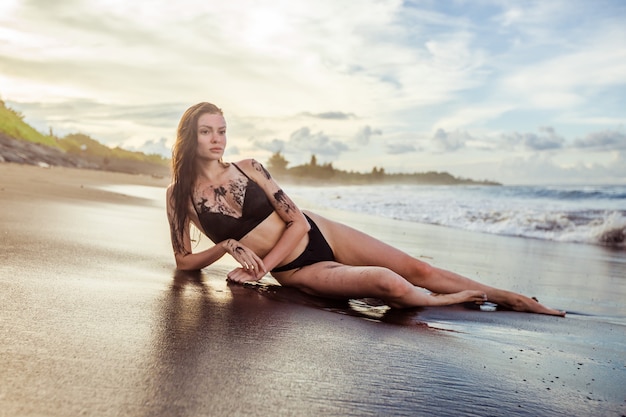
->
xmin=1 ymin=163 xmax=624 ymax=417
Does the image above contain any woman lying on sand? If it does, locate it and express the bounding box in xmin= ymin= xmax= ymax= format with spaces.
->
xmin=167 ymin=102 xmax=565 ymax=316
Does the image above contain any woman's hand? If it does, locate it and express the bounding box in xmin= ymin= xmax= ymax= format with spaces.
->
xmin=222 ymin=239 xmax=267 ymax=283
xmin=226 ymin=266 xmax=267 ymax=283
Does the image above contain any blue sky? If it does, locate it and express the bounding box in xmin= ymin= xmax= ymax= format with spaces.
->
xmin=1 ymin=0 xmax=625 ymax=184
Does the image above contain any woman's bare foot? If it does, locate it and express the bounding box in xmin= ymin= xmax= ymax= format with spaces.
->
xmin=523 ymin=297 xmax=566 ymax=316
xmin=435 ymin=290 xmax=566 ymax=316
xmin=490 ymin=291 xmax=566 ymax=316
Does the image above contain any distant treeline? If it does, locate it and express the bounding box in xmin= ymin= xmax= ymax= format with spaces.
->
xmin=266 ymin=152 xmax=501 ymax=186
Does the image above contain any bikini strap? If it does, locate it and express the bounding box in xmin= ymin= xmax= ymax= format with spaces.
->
xmin=232 ymin=162 xmax=251 ymax=179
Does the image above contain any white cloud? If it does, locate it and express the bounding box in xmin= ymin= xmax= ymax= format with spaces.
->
xmin=287 ymin=127 xmax=349 ymax=158
xmin=354 ymin=125 xmax=382 ymax=146
xmin=432 ymin=128 xmax=469 ymax=152
xmin=564 ymin=116 xmax=626 ymax=126
xmin=498 ymin=150 xmax=626 ymax=185
xmin=432 ymin=104 xmax=514 ymax=130
xmin=498 ymin=26 xmax=626 ymax=110
xmin=501 ymin=53 xmax=623 ymax=110
xmin=254 ymin=138 xmax=286 ymax=154
xmin=386 ymin=143 xmax=417 ymax=155
xmin=572 ymin=129 xmax=626 ymax=150
xmin=499 ymin=126 xmax=565 ymax=151
xmin=129 ymin=137 xmax=171 ymax=157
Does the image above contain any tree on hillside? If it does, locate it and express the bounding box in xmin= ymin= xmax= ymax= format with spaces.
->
xmin=289 ymin=154 xmax=335 ymax=179
xmin=266 ymin=151 xmax=289 ymax=175
xmin=372 ymin=166 xmax=385 ymax=178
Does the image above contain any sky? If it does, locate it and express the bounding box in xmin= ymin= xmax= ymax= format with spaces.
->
xmin=1 ymin=0 xmax=625 ymax=184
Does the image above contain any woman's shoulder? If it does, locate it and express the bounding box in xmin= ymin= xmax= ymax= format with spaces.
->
xmin=232 ymin=158 xmax=256 ymax=169
xmin=232 ymin=158 xmax=270 ymax=179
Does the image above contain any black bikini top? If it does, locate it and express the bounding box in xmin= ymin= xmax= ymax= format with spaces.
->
xmin=193 ymin=163 xmax=275 ymax=243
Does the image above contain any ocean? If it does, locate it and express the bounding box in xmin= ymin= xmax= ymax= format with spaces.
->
xmin=288 ymin=183 xmax=626 ymax=248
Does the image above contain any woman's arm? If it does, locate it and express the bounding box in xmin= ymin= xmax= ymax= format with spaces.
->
xmin=166 ymin=185 xmax=265 ymax=272
xmin=241 ymin=159 xmax=310 ymax=272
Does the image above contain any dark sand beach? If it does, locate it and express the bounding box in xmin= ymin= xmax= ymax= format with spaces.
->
xmin=1 ymin=163 xmax=624 ymax=417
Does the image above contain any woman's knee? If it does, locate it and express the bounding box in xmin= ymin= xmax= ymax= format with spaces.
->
xmin=404 ymin=258 xmax=434 ymax=281
xmin=373 ymin=268 xmax=413 ymax=299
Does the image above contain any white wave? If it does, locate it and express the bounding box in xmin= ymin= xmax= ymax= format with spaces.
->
xmin=288 ymin=184 xmax=626 ymax=248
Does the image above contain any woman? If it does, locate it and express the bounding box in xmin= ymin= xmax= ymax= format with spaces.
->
xmin=167 ymin=102 xmax=565 ymax=316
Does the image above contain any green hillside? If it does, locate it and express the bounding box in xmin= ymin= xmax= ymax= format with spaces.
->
xmin=58 ymin=133 xmax=168 ymax=166
xmin=0 ymin=100 xmax=60 ymax=148
xmin=0 ymin=99 xmax=170 ymax=172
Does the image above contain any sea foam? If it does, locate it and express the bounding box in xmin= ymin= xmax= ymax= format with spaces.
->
xmin=290 ymin=184 xmax=626 ymax=248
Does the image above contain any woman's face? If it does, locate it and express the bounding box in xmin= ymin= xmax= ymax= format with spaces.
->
xmin=196 ymin=112 xmax=227 ymax=161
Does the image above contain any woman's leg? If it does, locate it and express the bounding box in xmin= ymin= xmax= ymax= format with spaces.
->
xmin=310 ymin=213 xmax=565 ymax=316
xmin=276 ymin=262 xmax=487 ymax=309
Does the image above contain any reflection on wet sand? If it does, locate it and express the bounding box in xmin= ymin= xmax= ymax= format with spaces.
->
xmin=140 ymin=269 xmax=438 ymax=416
xmin=142 ymin=269 xmax=286 ymax=416
xmin=241 ymin=276 xmax=433 ymax=328
xmin=141 ymin=270 xmax=572 ymax=417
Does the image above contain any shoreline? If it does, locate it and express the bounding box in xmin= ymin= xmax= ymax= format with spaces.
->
xmin=1 ymin=162 xmax=624 ymax=416
xmin=285 ymin=181 xmax=626 ymax=249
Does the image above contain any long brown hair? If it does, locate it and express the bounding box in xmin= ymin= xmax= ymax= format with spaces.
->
xmin=170 ymin=102 xmax=223 ymax=254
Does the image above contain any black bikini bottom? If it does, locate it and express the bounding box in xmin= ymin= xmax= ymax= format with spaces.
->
xmin=271 ymin=214 xmax=335 ymax=272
